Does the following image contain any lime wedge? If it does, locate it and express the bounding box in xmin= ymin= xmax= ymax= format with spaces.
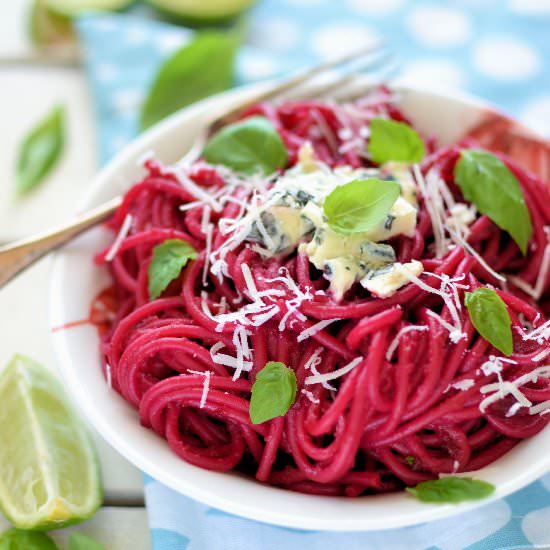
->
xmin=147 ymin=0 xmax=256 ymax=24
xmin=44 ymin=0 xmax=134 ymax=18
xmin=0 ymin=355 xmax=102 ymax=530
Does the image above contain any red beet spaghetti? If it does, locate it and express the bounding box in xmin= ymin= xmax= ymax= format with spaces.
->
xmin=93 ymin=88 xmax=550 ymax=497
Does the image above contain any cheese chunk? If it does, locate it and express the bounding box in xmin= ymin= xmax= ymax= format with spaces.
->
xmin=301 ymin=226 xmax=396 ymax=299
xmin=361 ymin=260 xmax=424 ymax=298
xmin=364 ymin=197 xmax=417 ymax=242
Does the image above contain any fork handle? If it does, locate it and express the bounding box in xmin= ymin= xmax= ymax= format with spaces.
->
xmin=0 ymin=196 xmax=122 ymax=290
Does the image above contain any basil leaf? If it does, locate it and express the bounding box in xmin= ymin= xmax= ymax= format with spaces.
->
xmin=16 ymin=104 xmax=64 ymax=196
xmin=368 ymin=118 xmax=425 ymax=164
xmin=249 ymin=361 xmax=297 ymax=424
xmin=148 ymin=239 xmax=198 ymax=299
xmin=465 ymin=288 xmax=513 ymax=356
xmin=407 ymin=477 xmax=495 ymax=504
xmin=140 ymin=31 xmax=238 ymax=130
xmin=69 ymin=533 xmax=106 ymax=550
xmin=454 ymin=150 xmax=532 ymax=255
xmin=323 ymin=178 xmax=401 ymax=235
xmin=0 ymin=529 xmax=58 ymax=550
xmin=203 ymin=116 xmax=288 ymax=175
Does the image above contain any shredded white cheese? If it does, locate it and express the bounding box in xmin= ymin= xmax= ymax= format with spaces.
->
xmin=385 ymin=325 xmax=429 ymax=361
xmin=305 ymin=356 xmax=363 ymax=386
xmin=187 ymin=370 xmax=212 ymax=408
xmin=479 ymin=365 xmax=550 ymax=413
xmin=297 ymin=318 xmax=341 ymax=343
xmin=105 ymin=214 xmax=133 ymax=262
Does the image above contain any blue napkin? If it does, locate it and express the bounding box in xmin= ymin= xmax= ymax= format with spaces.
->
xmin=76 ymin=2 xmax=550 ymax=548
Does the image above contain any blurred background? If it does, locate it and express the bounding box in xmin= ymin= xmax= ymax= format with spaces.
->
xmin=0 ymin=1 xmax=549 ymax=548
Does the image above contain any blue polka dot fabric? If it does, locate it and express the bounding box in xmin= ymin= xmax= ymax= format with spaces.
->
xmin=75 ymin=1 xmax=550 ymax=548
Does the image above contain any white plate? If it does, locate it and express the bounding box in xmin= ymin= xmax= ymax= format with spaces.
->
xmin=49 ymin=80 xmax=550 ymax=531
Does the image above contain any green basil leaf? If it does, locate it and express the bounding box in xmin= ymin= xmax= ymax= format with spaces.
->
xmin=367 ymin=118 xmax=425 ymax=164
xmin=0 ymin=529 xmax=58 ymax=550
xmin=249 ymin=361 xmax=297 ymax=424
xmin=323 ymin=178 xmax=401 ymax=235
xmin=16 ymin=104 xmax=64 ymax=196
xmin=405 ymin=455 xmax=415 ymax=466
xmin=454 ymin=149 xmax=532 ymax=255
xmin=465 ymin=288 xmax=513 ymax=356
xmin=407 ymin=477 xmax=495 ymax=504
xmin=140 ymin=31 xmax=238 ymax=130
xmin=69 ymin=532 xmax=106 ymax=550
xmin=203 ymin=116 xmax=288 ymax=175
xmin=148 ymin=239 xmax=198 ymax=300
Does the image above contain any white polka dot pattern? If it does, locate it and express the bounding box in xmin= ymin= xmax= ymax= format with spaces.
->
xmin=473 ymin=37 xmax=541 ymax=81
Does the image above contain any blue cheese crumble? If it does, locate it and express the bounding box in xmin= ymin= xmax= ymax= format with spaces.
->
xmin=246 ymin=144 xmax=423 ymax=300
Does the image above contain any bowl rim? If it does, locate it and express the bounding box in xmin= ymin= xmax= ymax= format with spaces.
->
xmin=49 ymin=79 xmax=550 ymax=531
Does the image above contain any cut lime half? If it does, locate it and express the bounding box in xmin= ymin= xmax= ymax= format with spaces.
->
xmin=147 ymin=0 xmax=256 ymax=24
xmin=0 ymin=355 xmax=102 ymax=530
xmin=45 ymin=0 xmax=134 ymax=18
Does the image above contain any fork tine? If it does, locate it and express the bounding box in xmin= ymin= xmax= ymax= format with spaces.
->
xmin=209 ymin=42 xmax=386 ymax=128
xmin=292 ymin=50 xmax=394 ymax=102
xmin=250 ymin=41 xmax=386 ymax=103
xmin=322 ymin=59 xmax=402 ymax=104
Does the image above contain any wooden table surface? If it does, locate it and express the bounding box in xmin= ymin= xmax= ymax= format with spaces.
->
xmin=0 ymin=2 xmax=150 ymax=548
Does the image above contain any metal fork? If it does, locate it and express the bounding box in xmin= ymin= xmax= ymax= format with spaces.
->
xmin=0 ymin=43 xmax=390 ymax=289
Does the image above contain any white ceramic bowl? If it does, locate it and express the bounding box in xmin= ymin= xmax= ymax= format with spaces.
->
xmin=49 ymin=80 xmax=550 ymax=531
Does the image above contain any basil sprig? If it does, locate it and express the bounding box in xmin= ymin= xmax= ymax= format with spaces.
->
xmin=16 ymin=104 xmax=64 ymax=197
xmin=69 ymin=532 xmax=107 ymax=550
xmin=465 ymin=288 xmax=513 ymax=356
xmin=0 ymin=528 xmax=58 ymax=549
xmin=407 ymin=477 xmax=495 ymax=504
xmin=454 ymin=150 xmax=533 ymax=255
xmin=367 ymin=118 xmax=425 ymax=164
xmin=140 ymin=31 xmax=239 ymax=130
xmin=148 ymin=239 xmax=198 ymax=300
xmin=249 ymin=362 xmax=297 ymax=424
xmin=323 ymin=178 xmax=400 ymax=235
xmin=203 ymin=116 xmax=288 ymax=175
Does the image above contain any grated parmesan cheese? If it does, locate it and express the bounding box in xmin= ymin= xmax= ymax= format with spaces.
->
xmin=105 ymin=214 xmax=133 ymax=262
xmin=297 ymin=318 xmax=341 ymax=343
xmin=479 ymin=365 xmax=550 ymax=413
xmin=305 ymin=356 xmax=363 ymax=387
xmin=385 ymin=325 xmax=429 ymax=361
xmin=187 ymin=370 xmax=212 ymax=409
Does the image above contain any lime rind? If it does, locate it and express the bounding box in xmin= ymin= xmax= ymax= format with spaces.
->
xmin=0 ymin=355 xmax=102 ymax=530
xmin=44 ymin=0 xmax=135 ymax=18
xmin=146 ymin=0 xmax=255 ymax=24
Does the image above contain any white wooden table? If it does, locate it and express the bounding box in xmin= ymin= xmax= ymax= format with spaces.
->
xmin=0 ymin=2 xmax=150 ymax=548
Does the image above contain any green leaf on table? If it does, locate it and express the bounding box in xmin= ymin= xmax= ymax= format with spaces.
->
xmin=454 ymin=149 xmax=533 ymax=254
xmin=69 ymin=532 xmax=107 ymax=550
xmin=140 ymin=30 xmax=239 ymax=130
xmin=16 ymin=104 xmax=65 ymax=197
xmin=367 ymin=118 xmax=425 ymax=164
xmin=148 ymin=239 xmax=198 ymax=299
xmin=407 ymin=477 xmax=495 ymax=504
xmin=203 ymin=116 xmax=288 ymax=175
xmin=465 ymin=288 xmax=513 ymax=356
xmin=28 ymin=0 xmax=75 ymax=47
xmin=249 ymin=362 xmax=297 ymax=424
xmin=0 ymin=529 xmax=58 ymax=550
xmin=323 ymin=178 xmax=400 ymax=235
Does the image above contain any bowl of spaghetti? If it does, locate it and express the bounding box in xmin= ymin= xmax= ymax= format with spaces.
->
xmin=50 ymin=79 xmax=550 ymax=531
